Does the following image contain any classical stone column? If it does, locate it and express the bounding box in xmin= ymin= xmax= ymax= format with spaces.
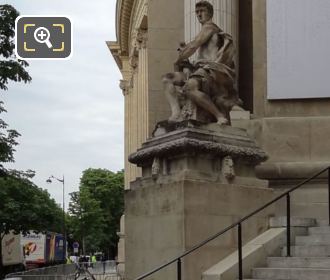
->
xmin=120 ymin=79 xmax=131 ymax=188
xmin=136 ymin=28 xmax=148 ymax=146
xmin=125 ymin=28 xmax=149 ymax=184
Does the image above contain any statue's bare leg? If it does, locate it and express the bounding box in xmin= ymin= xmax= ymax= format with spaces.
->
xmin=184 ymin=78 xmax=228 ymax=125
xmin=162 ymin=72 xmax=185 ymax=121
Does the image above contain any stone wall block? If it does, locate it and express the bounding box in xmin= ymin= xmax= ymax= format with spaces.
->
xmin=310 ymin=118 xmax=330 ymax=160
xmin=262 ymin=118 xmax=310 ymax=162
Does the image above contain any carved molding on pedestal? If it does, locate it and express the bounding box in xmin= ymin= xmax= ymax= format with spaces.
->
xmin=128 ymin=120 xmax=268 ymax=188
xmin=151 ymin=157 xmax=161 ymax=178
xmin=129 ymin=120 xmax=268 ymax=166
xmin=222 ymin=156 xmax=235 ymax=180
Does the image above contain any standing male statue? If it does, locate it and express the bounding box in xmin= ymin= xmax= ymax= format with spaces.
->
xmin=163 ymin=0 xmax=241 ymax=125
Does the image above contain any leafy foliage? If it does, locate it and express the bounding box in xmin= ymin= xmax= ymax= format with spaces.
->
xmin=0 ymin=173 xmax=63 ymax=276
xmin=0 ymin=4 xmax=31 ymax=175
xmin=0 ymin=4 xmax=31 ymax=90
xmin=0 ymin=101 xmax=20 ymax=165
xmin=68 ymin=169 xmax=124 ymax=258
xmin=0 ymin=5 xmax=39 ymax=275
xmin=68 ymin=189 xmax=105 ymax=253
xmin=0 ymin=174 xmax=63 ymax=239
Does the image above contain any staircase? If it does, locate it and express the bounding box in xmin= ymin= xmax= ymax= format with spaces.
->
xmin=248 ymin=223 xmax=330 ymax=280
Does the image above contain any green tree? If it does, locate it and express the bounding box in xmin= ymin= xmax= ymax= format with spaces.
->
xmin=0 ymin=4 xmax=31 ymax=90
xmin=0 ymin=5 xmax=37 ymax=276
xmin=0 ymin=4 xmax=31 ymax=175
xmin=0 ymin=174 xmax=63 ymax=274
xmin=68 ymin=188 xmax=105 ymax=254
xmin=68 ymin=169 xmax=124 ymax=258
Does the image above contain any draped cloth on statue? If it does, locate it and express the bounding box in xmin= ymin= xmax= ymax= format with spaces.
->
xmin=188 ymin=27 xmax=241 ymax=114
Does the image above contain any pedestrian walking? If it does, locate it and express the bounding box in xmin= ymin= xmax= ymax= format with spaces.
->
xmin=91 ymin=254 xmax=97 ymax=268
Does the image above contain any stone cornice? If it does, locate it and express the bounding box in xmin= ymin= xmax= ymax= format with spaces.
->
xmin=107 ymin=41 xmax=123 ymax=70
xmin=113 ymin=0 xmax=148 ymax=72
xmin=116 ymin=0 xmax=135 ymax=56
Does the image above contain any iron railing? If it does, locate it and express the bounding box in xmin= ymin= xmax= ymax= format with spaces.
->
xmin=135 ymin=166 xmax=330 ymax=280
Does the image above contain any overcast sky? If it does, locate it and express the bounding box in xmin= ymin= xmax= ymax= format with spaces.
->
xmin=2 ymin=0 xmax=124 ymax=209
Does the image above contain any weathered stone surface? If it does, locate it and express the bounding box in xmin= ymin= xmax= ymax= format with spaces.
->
xmin=269 ymin=217 xmax=316 ymax=228
xmin=125 ymin=177 xmax=274 ymax=280
xmin=125 ymin=117 xmax=271 ymax=280
xmin=129 ymin=120 xmax=267 ymax=167
xmin=202 ymin=228 xmax=287 ymax=280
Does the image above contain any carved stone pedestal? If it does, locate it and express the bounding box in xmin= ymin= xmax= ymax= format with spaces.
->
xmin=129 ymin=120 xmax=268 ymax=188
xmin=125 ymin=121 xmax=274 ymax=280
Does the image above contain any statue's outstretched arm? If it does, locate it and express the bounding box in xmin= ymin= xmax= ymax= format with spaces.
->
xmin=176 ymin=25 xmax=216 ymax=63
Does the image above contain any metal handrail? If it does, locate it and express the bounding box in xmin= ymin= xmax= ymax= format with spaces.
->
xmin=135 ymin=166 xmax=330 ymax=280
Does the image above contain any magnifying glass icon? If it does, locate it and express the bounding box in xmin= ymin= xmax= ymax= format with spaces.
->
xmin=34 ymin=27 xmax=53 ymax=48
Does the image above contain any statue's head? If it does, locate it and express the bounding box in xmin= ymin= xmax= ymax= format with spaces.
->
xmin=195 ymin=1 xmax=214 ymax=23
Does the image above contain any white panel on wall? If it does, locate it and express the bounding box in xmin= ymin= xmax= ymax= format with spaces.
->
xmin=267 ymin=0 xmax=330 ymax=99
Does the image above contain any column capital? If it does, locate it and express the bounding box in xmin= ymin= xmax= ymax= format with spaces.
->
xmin=128 ymin=28 xmax=148 ymax=69
xmin=136 ymin=28 xmax=148 ymax=49
xmin=119 ymin=79 xmax=130 ymax=96
xmin=128 ymin=50 xmax=138 ymax=69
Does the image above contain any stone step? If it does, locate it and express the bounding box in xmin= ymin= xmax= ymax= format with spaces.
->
xmin=316 ymin=219 xmax=330 ymax=226
xmin=281 ymin=245 xmax=330 ymax=257
xmin=296 ymin=234 xmax=330 ymax=245
xmin=269 ymin=217 xmax=316 ymax=228
xmin=308 ymin=226 xmax=330 ymax=234
xmin=252 ymin=267 xmax=330 ymax=279
xmin=267 ymin=256 xmax=330 ymax=268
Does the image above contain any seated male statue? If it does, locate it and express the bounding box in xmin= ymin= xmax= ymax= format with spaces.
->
xmin=163 ymin=0 xmax=242 ymax=125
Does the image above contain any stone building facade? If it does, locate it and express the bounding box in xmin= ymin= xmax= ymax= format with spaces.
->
xmin=109 ymin=0 xmax=330 ymax=278
xmin=109 ymin=0 xmax=330 ymax=192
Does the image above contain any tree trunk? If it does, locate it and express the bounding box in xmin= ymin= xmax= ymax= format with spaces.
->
xmin=82 ymin=236 xmax=85 ymax=255
xmin=0 ymin=234 xmax=4 ymax=278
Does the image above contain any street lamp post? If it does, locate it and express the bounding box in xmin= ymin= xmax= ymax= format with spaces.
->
xmin=46 ymin=175 xmax=66 ymax=261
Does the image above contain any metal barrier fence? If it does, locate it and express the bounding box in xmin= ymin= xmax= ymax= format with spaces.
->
xmin=84 ymin=274 xmax=121 ymax=280
xmin=5 ymin=261 xmax=123 ymax=280
xmin=89 ymin=261 xmax=117 ymax=274
xmin=5 ymin=274 xmax=121 ymax=280
xmin=5 ymin=275 xmax=76 ymax=280
xmin=5 ymin=273 xmax=121 ymax=280
xmin=5 ymin=264 xmax=76 ymax=279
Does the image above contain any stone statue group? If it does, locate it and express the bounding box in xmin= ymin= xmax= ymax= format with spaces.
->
xmin=163 ymin=0 xmax=241 ymax=125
